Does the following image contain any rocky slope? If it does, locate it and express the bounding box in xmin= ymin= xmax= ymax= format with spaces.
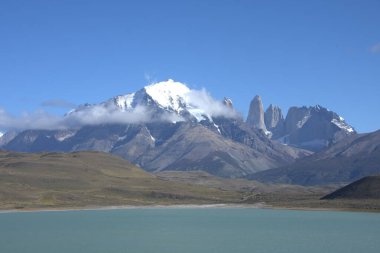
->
xmin=0 ymin=130 xmax=18 ymax=147
xmin=4 ymin=121 xmax=309 ymax=178
xmin=250 ymin=130 xmax=380 ymax=186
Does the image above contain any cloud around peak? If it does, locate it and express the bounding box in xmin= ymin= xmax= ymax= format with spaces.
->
xmin=0 ymin=106 xmax=157 ymax=131
xmin=185 ymin=89 xmax=239 ymax=119
xmin=0 ymin=80 xmax=240 ymax=131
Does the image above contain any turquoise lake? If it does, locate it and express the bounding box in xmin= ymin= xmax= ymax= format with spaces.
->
xmin=1 ymin=207 xmax=380 ymax=253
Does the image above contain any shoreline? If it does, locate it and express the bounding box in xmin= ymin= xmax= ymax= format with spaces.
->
xmin=0 ymin=203 xmax=268 ymax=214
xmin=1 ymin=202 xmax=378 ymax=214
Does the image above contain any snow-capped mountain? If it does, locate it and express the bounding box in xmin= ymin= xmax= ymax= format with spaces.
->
xmin=246 ymin=95 xmax=356 ymax=151
xmin=69 ymin=79 xmax=236 ymax=125
xmin=110 ymin=79 xmax=191 ymax=113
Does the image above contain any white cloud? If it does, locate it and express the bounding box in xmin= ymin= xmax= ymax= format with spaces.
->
xmin=0 ymin=108 xmax=65 ymax=130
xmin=370 ymin=42 xmax=380 ymax=54
xmin=0 ymin=81 xmax=239 ymax=131
xmin=185 ymin=89 xmax=239 ymax=119
xmin=0 ymin=106 xmax=155 ymax=131
xmin=63 ymin=105 xmax=153 ymax=128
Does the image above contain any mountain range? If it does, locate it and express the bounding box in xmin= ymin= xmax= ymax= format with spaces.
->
xmin=0 ymin=80 xmax=363 ymax=180
xmin=246 ymin=95 xmax=355 ymax=151
xmin=251 ymin=130 xmax=380 ymax=185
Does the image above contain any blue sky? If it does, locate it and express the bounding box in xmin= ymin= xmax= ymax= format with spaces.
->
xmin=0 ymin=0 xmax=379 ymax=133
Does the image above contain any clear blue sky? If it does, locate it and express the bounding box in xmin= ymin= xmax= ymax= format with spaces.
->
xmin=0 ymin=0 xmax=379 ymax=133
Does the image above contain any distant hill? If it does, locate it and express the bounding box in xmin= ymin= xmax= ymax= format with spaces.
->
xmin=322 ymin=175 xmax=380 ymax=200
xmin=249 ymin=130 xmax=380 ymax=186
xmin=0 ymin=151 xmax=241 ymax=210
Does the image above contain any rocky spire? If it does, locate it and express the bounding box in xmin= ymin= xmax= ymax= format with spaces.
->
xmin=264 ymin=104 xmax=285 ymax=138
xmin=264 ymin=104 xmax=284 ymax=129
xmin=246 ymin=95 xmax=267 ymax=132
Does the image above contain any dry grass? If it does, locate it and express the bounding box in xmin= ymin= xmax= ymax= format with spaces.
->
xmin=1 ymin=151 xmax=379 ymax=212
xmin=0 ymin=151 xmax=241 ymax=210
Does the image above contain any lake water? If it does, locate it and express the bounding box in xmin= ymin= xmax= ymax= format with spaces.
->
xmin=1 ymin=207 xmax=380 ymax=253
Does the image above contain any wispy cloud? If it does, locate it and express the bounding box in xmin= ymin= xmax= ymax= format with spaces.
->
xmin=41 ymin=99 xmax=76 ymax=109
xmin=185 ymin=89 xmax=239 ymax=119
xmin=0 ymin=82 xmax=239 ymax=131
xmin=144 ymin=72 xmax=157 ymax=84
xmin=63 ymin=105 xmax=154 ymax=128
xmin=369 ymin=42 xmax=380 ymax=54
xmin=0 ymin=108 xmax=65 ymax=130
xmin=0 ymin=106 xmax=155 ymax=130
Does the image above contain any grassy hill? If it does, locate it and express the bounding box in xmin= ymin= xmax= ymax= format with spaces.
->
xmin=1 ymin=151 xmax=379 ymax=212
xmin=0 ymin=151 xmax=242 ymax=210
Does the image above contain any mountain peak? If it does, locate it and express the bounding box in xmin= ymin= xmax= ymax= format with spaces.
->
xmin=144 ymin=79 xmax=190 ymax=112
xmin=264 ymin=104 xmax=284 ymax=133
xmin=253 ymin=95 xmax=261 ymax=101
xmin=312 ymin=104 xmax=328 ymax=112
xmin=144 ymin=79 xmax=189 ymax=91
xmin=67 ymin=79 xmax=239 ymax=125
xmin=246 ymin=95 xmax=268 ymax=133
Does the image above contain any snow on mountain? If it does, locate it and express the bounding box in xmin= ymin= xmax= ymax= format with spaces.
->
xmin=113 ymin=94 xmax=135 ymax=111
xmin=144 ymin=79 xmax=190 ymax=112
xmin=331 ymin=118 xmax=355 ymax=133
xmin=296 ymin=114 xmax=311 ymax=128
xmin=0 ymin=132 xmax=3 ymax=139
xmin=317 ymin=106 xmax=355 ymax=134
xmin=54 ymin=130 xmax=77 ymax=142
xmin=68 ymin=79 xmax=236 ymax=125
xmin=139 ymin=79 xmax=220 ymax=122
xmin=107 ymin=79 xmax=192 ymax=114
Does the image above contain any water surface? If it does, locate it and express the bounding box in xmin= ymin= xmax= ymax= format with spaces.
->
xmin=1 ymin=207 xmax=379 ymax=253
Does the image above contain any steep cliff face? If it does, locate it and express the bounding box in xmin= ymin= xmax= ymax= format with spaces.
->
xmin=245 ymin=95 xmax=356 ymax=151
xmin=264 ymin=104 xmax=285 ymax=138
xmin=281 ymin=105 xmax=355 ymax=151
xmin=246 ymin=95 xmax=268 ymax=133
